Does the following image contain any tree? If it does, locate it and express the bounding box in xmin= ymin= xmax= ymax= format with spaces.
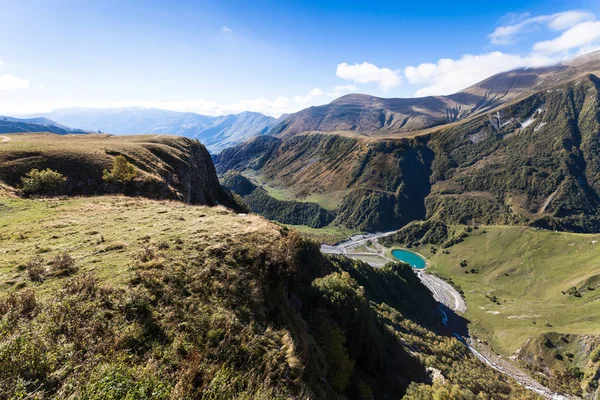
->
xmin=313 ymin=316 xmax=355 ymax=392
xmin=103 ymin=155 xmax=136 ymax=184
xmin=20 ymin=168 xmax=66 ymax=196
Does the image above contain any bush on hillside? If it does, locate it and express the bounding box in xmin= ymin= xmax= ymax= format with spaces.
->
xmin=103 ymin=155 xmax=136 ymax=184
xmin=20 ymin=168 xmax=66 ymax=196
xmin=50 ymin=252 xmax=78 ymax=276
xmin=26 ymin=257 xmax=46 ymax=282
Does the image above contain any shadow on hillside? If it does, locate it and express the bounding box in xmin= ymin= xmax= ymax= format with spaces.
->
xmin=439 ymin=303 xmax=470 ymax=340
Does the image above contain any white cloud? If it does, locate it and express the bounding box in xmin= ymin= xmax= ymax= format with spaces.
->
xmin=489 ymin=10 xmax=595 ymax=45
xmin=404 ymin=52 xmax=556 ymax=97
xmin=221 ymin=26 xmax=232 ymax=33
xmin=533 ymin=21 xmax=600 ymax=55
xmin=548 ymin=11 xmax=594 ymax=30
xmin=326 ymin=84 xmax=357 ymax=97
xmin=0 ymin=74 xmax=29 ymax=91
xmin=404 ymin=9 xmax=600 ymax=97
xmin=336 ymin=62 xmax=401 ymax=91
xmin=404 ymin=63 xmax=437 ymax=85
xmin=0 ymin=88 xmax=332 ymax=118
xmin=294 ymin=87 xmax=324 ymax=104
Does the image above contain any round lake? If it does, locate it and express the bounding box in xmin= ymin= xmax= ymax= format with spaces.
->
xmin=391 ymin=249 xmax=427 ymax=269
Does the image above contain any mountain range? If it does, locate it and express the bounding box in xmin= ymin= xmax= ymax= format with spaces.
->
xmin=216 ymin=50 xmax=600 ymax=233
xmin=4 ymin=49 xmax=600 ymax=400
xmin=34 ymin=108 xmax=280 ymax=153
xmin=0 ymin=115 xmax=89 ymax=135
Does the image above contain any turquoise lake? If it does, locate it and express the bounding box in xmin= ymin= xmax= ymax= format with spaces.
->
xmin=391 ymin=249 xmax=427 ymax=269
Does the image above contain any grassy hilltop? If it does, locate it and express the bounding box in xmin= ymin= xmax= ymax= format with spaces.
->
xmin=0 ymin=133 xmax=237 ymax=207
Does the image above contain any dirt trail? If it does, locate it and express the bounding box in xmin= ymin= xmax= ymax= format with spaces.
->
xmin=1 ymin=136 xmax=10 ymax=143
xmin=539 ymin=189 xmax=558 ymax=214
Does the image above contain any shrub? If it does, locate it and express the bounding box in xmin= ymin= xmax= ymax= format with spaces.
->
xmin=314 ymin=316 xmax=354 ymax=392
xmin=0 ymin=289 xmax=37 ymax=317
xmin=20 ymin=168 xmax=66 ymax=195
xmin=50 ymin=252 xmax=77 ymax=276
xmin=137 ymin=245 xmax=155 ymax=262
xmin=103 ymin=155 xmax=136 ymax=184
xmin=26 ymin=257 xmax=46 ymax=282
xmin=590 ymin=347 xmax=600 ymax=363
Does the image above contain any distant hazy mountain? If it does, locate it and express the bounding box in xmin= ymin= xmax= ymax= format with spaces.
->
xmin=0 ymin=115 xmax=89 ymax=135
xmin=38 ymin=107 xmax=277 ymax=153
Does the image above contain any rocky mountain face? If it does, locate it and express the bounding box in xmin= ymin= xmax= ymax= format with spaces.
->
xmin=38 ymin=107 xmax=277 ymax=153
xmin=0 ymin=115 xmax=89 ymax=135
xmin=216 ymin=58 xmax=600 ymax=232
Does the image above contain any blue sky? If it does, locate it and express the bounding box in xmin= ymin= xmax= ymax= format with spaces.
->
xmin=1 ymin=0 xmax=600 ymax=117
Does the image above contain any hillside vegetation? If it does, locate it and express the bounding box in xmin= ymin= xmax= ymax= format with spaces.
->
xmin=0 ymin=133 xmax=239 ymax=208
xmin=221 ymin=171 xmax=335 ymax=228
xmin=0 ymin=196 xmax=540 ymax=399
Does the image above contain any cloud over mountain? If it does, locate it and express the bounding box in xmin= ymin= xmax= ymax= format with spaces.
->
xmin=336 ymin=62 xmax=402 ymax=91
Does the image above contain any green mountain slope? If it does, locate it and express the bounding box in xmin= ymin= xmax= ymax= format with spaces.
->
xmin=0 ymin=196 xmax=540 ymax=399
xmin=382 ymin=224 xmax=600 ymax=398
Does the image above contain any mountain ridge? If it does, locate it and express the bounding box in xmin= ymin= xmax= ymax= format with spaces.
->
xmin=35 ymin=107 xmax=278 ymax=153
xmin=0 ymin=115 xmax=89 ymax=135
xmin=268 ymin=50 xmax=600 ymax=139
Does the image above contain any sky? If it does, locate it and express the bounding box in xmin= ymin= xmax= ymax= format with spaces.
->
xmin=1 ymin=0 xmax=600 ymax=117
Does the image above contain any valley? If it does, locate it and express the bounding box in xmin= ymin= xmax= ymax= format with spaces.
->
xmin=5 ymin=2 xmax=600 ymax=399
xmin=321 ymin=226 xmax=600 ymax=399
xmin=216 ymin=52 xmax=600 ymax=235
xmin=380 ymin=223 xmax=600 ymax=398
xmin=207 ymin=51 xmax=600 ymax=399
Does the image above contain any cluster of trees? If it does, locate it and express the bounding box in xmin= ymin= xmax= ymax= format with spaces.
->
xmin=382 ymin=220 xmax=449 ymax=247
xmin=222 ymin=171 xmax=335 ymax=228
